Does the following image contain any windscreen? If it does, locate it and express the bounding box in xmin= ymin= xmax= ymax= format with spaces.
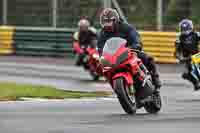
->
xmin=102 ymin=37 xmax=127 ymax=56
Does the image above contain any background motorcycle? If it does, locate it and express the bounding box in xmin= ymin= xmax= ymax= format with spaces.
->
xmin=73 ymin=42 xmax=86 ymax=66
xmin=191 ymin=52 xmax=200 ymax=82
xmin=86 ymin=47 xmax=100 ymax=80
xmin=73 ymin=42 xmax=100 ymax=80
xmin=99 ymin=37 xmax=162 ymax=114
xmin=178 ymin=52 xmax=200 ymax=90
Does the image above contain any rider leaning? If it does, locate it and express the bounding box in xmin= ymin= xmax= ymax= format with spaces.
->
xmin=175 ymin=19 xmax=200 ymax=90
xmin=97 ymin=8 xmax=162 ymax=90
xmin=73 ymin=18 xmax=97 ymax=65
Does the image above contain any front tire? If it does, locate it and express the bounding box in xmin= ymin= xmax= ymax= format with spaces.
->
xmin=114 ymin=78 xmax=136 ymax=114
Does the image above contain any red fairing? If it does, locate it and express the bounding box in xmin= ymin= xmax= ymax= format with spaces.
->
xmin=73 ymin=42 xmax=83 ymax=54
xmin=137 ymin=59 xmax=146 ymax=80
xmin=101 ymin=38 xmax=147 ymax=92
xmin=86 ymin=47 xmax=100 ymax=73
xmin=86 ymin=47 xmax=97 ymax=55
xmin=103 ymin=44 xmax=128 ymax=65
xmin=112 ymin=72 xmax=133 ymax=86
xmin=127 ymin=53 xmax=145 ymax=81
xmin=103 ymin=52 xmax=113 ymax=64
xmin=129 ymin=57 xmax=140 ymax=75
xmin=114 ymin=46 xmax=129 ymax=59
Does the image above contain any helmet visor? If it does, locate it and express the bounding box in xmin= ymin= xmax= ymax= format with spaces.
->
xmin=180 ymin=27 xmax=192 ymax=35
xmin=179 ymin=22 xmax=192 ymax=35
xmin=101 ymin=18 xmax=114 ymax=27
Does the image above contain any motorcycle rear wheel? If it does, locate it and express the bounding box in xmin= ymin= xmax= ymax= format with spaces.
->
xmin=144 ymin=92 xmax=162 ymax=114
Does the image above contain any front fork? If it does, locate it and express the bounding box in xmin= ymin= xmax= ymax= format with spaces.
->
xmin=128 ymin=84 xmax=136 ymax=95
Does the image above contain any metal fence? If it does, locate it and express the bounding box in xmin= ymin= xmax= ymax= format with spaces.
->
xmin=2 ymin=0 xmax=102 ymax=28
xmin=1 ymin=0 xmax=200 ymax=31
xmin=0 ymin=0 xmax=2 ymax=24
xmin=116 ymin=0 xmax=200 ymax=31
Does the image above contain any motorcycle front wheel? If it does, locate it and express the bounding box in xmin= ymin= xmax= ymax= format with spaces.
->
xmin=114 ymin=77 xmax=136 ymax=114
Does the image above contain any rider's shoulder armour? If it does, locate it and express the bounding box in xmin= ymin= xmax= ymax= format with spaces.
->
xmin=73 ymin=31 xmax=79 ymax=41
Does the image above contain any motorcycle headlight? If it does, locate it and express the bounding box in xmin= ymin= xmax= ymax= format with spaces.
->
xmin=92 ymin=54 xmax=99 ymax=59
xmin=104 ymin=66 xmax=112 ymax=70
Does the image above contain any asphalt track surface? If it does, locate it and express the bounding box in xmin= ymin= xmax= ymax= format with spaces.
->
xmin=0 ymin=56 xmax=200 ymax=133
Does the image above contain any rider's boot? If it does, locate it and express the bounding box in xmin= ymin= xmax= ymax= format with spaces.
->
xmin=182 ymin=72 xmax=190 ymax=80
xmin=194 ymin=82 xmax=200 ymax=91
xmin=182 ymin=72 xmax=200 ymax=91
xmin=152 ymin=74 xmax=162 ymax=92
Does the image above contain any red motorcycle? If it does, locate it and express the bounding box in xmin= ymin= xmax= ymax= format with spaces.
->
xmin=73 ymin=42 xmax=85 ymax=66
xmin=73 ymin=42 xmax=100 ymax=80
xmin=86 ymin=47 xmax=100 ymax=80
xmin=99 ymin=37 xmax=162 ymax=114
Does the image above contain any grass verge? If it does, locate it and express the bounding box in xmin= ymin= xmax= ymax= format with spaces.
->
xmin=0 ymin=82 xmax=112 ymax=101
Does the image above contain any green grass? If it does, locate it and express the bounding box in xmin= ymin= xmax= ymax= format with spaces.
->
xmin=0 ymin=82 xmax=112 ymax=101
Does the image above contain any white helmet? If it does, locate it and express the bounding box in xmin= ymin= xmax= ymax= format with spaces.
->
xmin=78 ymin=19 xmax=90 ymax=28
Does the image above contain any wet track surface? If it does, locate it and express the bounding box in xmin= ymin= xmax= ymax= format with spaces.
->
xmin=0 ymin=56 xmax=200 ymax=133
